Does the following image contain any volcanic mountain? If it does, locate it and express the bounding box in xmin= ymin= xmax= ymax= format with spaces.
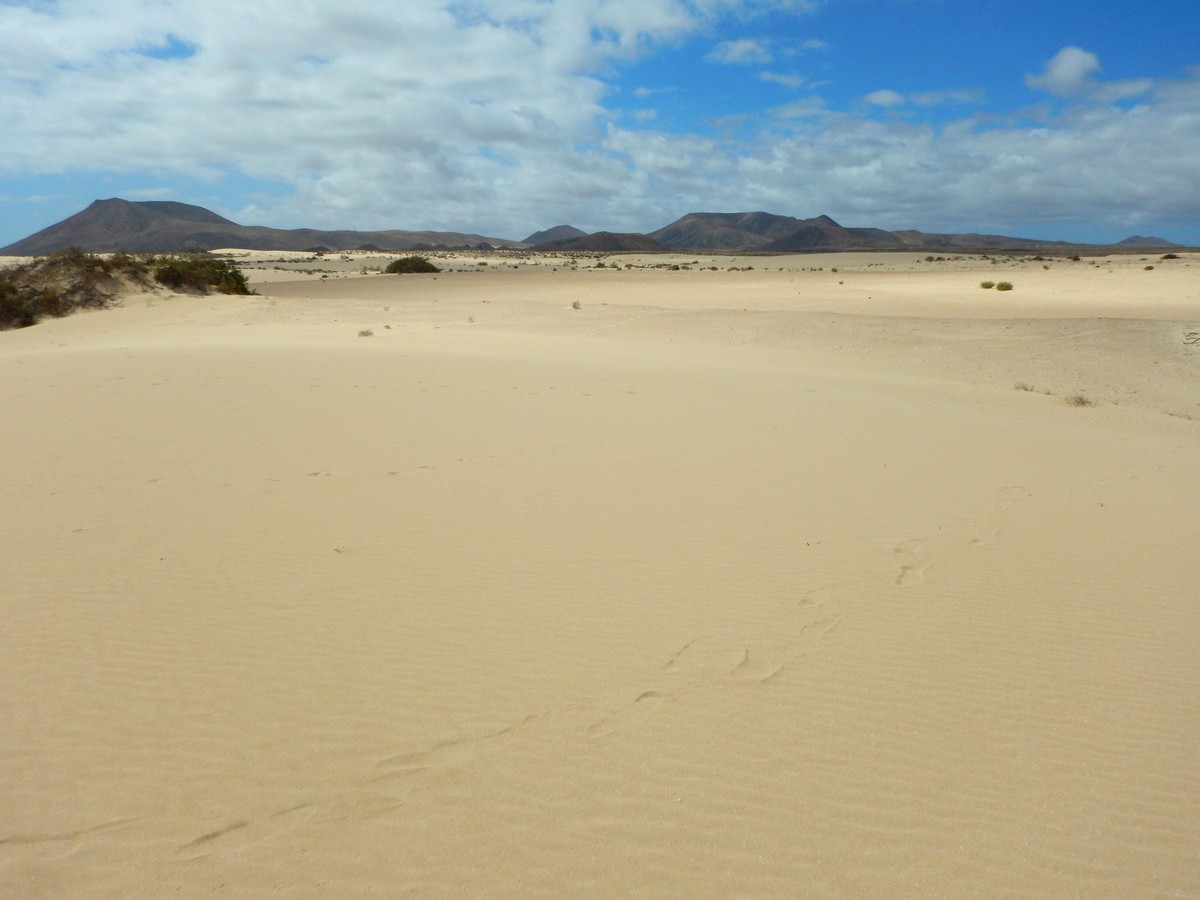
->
xmin=523 ymin=225 xmax=587 ymax=246
xmin=1113 ymin=235 xmax=1183 ymax=248
xmin=537 ymin=232 xmax=665 ymax=252
xmin=1 ymin=199 xmax=522 ymax=255
xmin=649 ymin=211 xmax=1102 ymax=253
xmin=3 ymin=200 xmax=1186 ymax=256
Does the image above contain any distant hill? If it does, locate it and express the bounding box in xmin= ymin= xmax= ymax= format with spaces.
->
xmin=1 ymin=199 xmax=524 ymax=255
xmin=651 ymin=211 xmax=815 ymax=250
xmin=651 ymin=211 xmax=1107 ymax=253
xmin=5 ymin=199 xmax=1188 ymax=257
xmin=1114 ymin=235 xmax=1182 ymax=248
xmin=538 ymin=232 xmax=665 ymax=252
xmin=523 ymin=225 xmax=587 ymax=246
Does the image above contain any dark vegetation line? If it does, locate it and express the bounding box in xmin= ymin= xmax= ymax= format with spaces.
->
xmin=0 ymin=248 xmax=253 ymax=330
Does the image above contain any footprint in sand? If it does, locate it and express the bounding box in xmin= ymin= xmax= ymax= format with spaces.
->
xmin=731 ymin=648 xmax=788 ymax=683
xmin=587 ymin=691 xmax=668 ymax=739
xmin=971 ymin=486 xmax=1034 ymax=546
xmin=893 ymin=539 xmax=933 ymax=587
xmin=373 ymin=715 xmax=540 ymax=780
xmin=175 ymin=804 xmax=315 ymax=860
xmin=994 ymin=485 xmax=1032 ymax=512
xmin=0 ymin=817 xmax=143 ymax=860
xmin=895 ymin=561 xmax=933 ymax=587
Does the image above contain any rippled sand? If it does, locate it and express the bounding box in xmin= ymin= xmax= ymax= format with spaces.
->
xmin=3 ymin=251 xmax=1198 ymax=896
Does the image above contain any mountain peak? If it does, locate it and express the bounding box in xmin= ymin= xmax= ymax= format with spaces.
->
xmin=129 ymin=200 xmax=239 ymax=225
xmin=524 ymin=224 xmax=587 ymax=246
xmin=0 ymin=198 xmax=521 ymax=254
xmin=1114 ymin=234 xmax=1180 ymax=248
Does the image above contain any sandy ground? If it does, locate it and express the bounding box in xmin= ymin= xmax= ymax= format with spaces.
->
xmin=2 ymin=251 xmax=1199 ymax=897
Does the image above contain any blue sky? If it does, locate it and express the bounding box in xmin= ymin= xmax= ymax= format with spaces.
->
xmin=2 ymin=0 xmax=1198 ymax=247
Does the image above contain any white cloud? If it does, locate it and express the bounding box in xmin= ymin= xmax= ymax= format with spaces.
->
xmin=605 ymin=70 xmax=1200 ymax=236
xmin=0 ymin=5 xmax=1195 ymax=242
xmin=1026 ymin=46 xmax=1153 ymax=102
xmin=910 ymin=88 xmax=984 ymax=106
xmin=761 ymin=71 xmax=806 ymax=88
xmin=865 ymin=88 xmax=983 ymax=108
xmin=707 ymin=38 xmax=773 ymax=65
xmin=865 ymin=89 xmax=905 ymax=107
xmin=1026 ymin=46 xmax=1101 ymax=96
xmin=774 ymin=98 xmax=832 ymax=119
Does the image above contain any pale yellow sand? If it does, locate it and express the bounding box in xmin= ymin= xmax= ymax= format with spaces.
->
xmin=2 ymin=253 xmax=1198 ymax=897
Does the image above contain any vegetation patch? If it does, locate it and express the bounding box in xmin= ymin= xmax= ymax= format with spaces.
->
xmin=1 ymin=248 xmax=252 ymax=331
xmin=980 ymin=281 xmax=996 ymax=289
xmin=151 ymin=255 xmax=251 ymax=294
xmin=995 ymin=281 xmax=1014 ymax=291
xmin=385 ymin=256 xmax=440 ymax=274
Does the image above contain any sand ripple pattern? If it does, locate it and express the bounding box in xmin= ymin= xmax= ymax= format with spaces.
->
xmin=3 ymin=282 xmax=1199 ymax=897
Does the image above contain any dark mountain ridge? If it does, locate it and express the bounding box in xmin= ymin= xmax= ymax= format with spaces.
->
xmin=2 ymin=200 xmax=1187 ymax=256
xmin=538 ymin=232 xmax=665 ymax=252
xmin=523 ymin=224 xmax=587 ymax=246
xmin=650 ymin=211 xmax=1121 ymax=254
xmin=1 ymin=198 xmax=523 ymax=255
xmin=1114 ymin=235 xmax=1181 ymax=248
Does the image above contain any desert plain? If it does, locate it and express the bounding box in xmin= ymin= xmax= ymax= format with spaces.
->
xmin=2 ymin=249 xmax=1199 ymax=897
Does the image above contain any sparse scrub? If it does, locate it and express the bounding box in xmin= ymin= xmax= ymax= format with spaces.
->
xmin=980 ymin=281 xmax=996 ymax=289
xmin=358 ymin=328 xmax=374 ymax=337
xmin=1065 ymin=394 xmax=1092 ymax=407
xmin=385 ymin=256 xmax=440 ymax=274
xmin=151 ymin=255 xmax=252 ymax=294
xmin=1 ymin=248 xmax=253 ymax=330
xmin=995 ymin=281 xmax=1014 ymax=291
xmin=0 ymin=277 xmax=44 ymax=328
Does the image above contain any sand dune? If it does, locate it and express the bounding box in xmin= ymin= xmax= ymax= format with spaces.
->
xmin=2 ymin=253 xmax=1198 ymax=896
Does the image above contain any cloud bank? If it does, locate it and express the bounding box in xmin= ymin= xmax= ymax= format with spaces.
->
xmin=1 ymin=0 xmax=1197 ymax=242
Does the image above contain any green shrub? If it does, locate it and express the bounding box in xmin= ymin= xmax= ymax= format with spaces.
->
xmin=151 ymin=256 xmax=252 ymax=294
xmin=1 ymin=250 xmax=251 ymax=330
xmin=995 ymin=281 xmax=1014 ymax=291
xmin=980 ymin=281 xmax=996 ymax=289
xmin=384 ymin=256 xmax=440 ymax=274
xmin=0 ymin=276 xmax=39 ymax=328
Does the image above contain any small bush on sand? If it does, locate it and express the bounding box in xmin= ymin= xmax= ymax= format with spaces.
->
xmin=980 ymin=281 xmax=996 ymax=289
xmin=1 ymin=249 xmax=253 ymax=330
xmin=1065 ymin=394 xmax=1092 ymax=407
xmin=2 ymin=248 xmax=147 ymax=329
xmin=995 ymin=281 xmax=1014 ymax=291
xmin=151 ymin=255 xmax=252 ymax=294
xmin=385 ymin=256 xmax=440 ymax=274
xmin=0 ymin=277 xmax=42 ymax=328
